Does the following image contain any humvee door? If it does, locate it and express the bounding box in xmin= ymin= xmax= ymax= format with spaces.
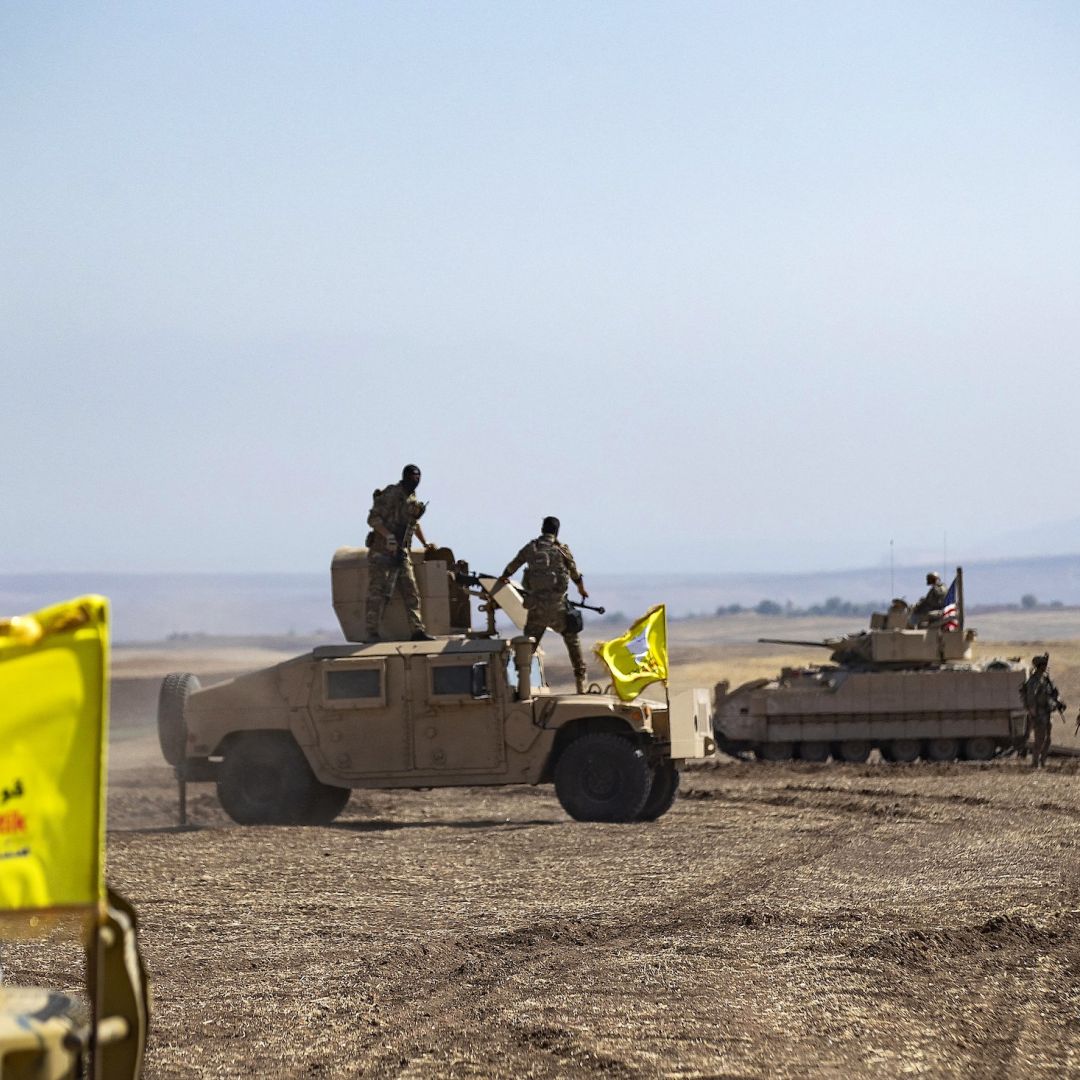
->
xmin=313 ymin=653 xmax=411 ymax=776
xmin=410 ymin=650 xmax=507 ymax=773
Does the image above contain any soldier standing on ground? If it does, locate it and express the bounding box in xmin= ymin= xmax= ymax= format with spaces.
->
xmin=492 ymin=517 xmax=590 ymax=694
xmin=912 ymin=572 xmax=948 ymax=626
xmin=1021 ymin=653 xmax=1064 ymax=769
xmin=364 ymin=464 xmax=436 ymax=642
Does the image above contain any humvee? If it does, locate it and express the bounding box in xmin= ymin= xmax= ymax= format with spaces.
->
xmin=159 ymin=548 xmax=714 ymax=824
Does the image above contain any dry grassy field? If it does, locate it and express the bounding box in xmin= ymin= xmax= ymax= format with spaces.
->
xmin=5 ymin=617 xmax=1080 ymax=1078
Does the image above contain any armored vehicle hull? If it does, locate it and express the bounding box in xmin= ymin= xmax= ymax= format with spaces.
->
xmin=715 ymin=571 xmax=1029 ymax=764
xmin=714 ymin=662 xmax=1028 ymax=763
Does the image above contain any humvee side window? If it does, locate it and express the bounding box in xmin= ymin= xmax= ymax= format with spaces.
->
xmin=322 ymin=662 xmax=385 ymax=708
xmin=431 ymin=662 xmax=489 ymax=700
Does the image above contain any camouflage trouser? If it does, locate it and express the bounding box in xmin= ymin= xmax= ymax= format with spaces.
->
xmin=524 ymin=594 xmax=586 ymax=687
xmin=1030 ymin=713 xmax=1052 ymax=768
xmin=365 ymin=553 xmax=425 ymax=638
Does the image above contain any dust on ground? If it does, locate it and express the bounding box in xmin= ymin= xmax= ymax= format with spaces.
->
xmin=6 ymin=629 xmax=1080 ymax=1078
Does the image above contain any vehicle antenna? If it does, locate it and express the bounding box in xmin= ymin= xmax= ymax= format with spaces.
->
xmin=889 ymin=539 xmax=894 ymax=598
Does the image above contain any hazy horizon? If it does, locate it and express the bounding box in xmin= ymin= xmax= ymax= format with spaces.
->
xmin=7 ymin=551 xmax=1080 ymax=641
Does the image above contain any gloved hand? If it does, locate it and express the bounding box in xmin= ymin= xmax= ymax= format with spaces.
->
xmin=384 ymin=536 xmax=399 ymax=555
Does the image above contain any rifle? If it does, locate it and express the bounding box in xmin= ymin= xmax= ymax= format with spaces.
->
xmin=454 ymin=569 xmax=495 ymax=590
xmin=454 ymin=573 xmax=606 ymax=615
xmin=391 ymin=501 xmax=427 ymax=564
xmin=567 ymin=597 xmax=606 ymax=615
xmin=518 ymin=586 xmax=605 ymax=615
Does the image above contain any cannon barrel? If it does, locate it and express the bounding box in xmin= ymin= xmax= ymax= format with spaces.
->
xmin=757 ymin=638 xmax=835 ymax=649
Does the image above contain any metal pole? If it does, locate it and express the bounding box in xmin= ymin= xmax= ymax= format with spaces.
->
xmin=178 ymin=767 xmax=187 ymax=828
xmin=91 ymin=914 xmax=104 ymax=1080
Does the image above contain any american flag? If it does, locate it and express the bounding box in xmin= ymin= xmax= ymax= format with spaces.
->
xmin=941 ymin=577 xmax=960 ymax=630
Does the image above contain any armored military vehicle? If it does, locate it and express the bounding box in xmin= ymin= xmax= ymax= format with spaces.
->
xmin=713 ymin=570 xmax=1028 ymax=764
xmin=159 ymin=547 xmax=714 ymax=824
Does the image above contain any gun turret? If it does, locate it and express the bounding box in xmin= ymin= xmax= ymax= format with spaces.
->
xmin=758 ymin=613 xmax=972 ymax=671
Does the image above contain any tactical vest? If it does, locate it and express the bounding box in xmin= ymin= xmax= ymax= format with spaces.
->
xmin=1022 ymin=672 xmax=1057 ymax=714
xmin=366 ymin=484 xmax=423 ymax=552
xmin=523 ymin=536 xmax=570 ymax=596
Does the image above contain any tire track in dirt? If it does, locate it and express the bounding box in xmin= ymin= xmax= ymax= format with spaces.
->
xmin=355 ymin=821 xmax=855 ymax=1078
xmin=851 ymin=913 xmax=1080 ymax=1077
xmin=684 ymin=777 xmax=1080 ymax=825
xmin=351 ymin=767 xmax=1079 ymax=1077
xmin=780 ymin=780 xmax=1080 ymax=822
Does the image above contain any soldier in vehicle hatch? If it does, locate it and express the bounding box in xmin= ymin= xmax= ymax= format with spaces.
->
xmin=364 ymin=464 xmax=436 ymax=642
xmin=1021 ymin=653 xmax=1065 ymax=769
xmin=912 ymin=572 xmax=948 ymax=626
xmin=492 ymin=517 xmax=590 ymax=694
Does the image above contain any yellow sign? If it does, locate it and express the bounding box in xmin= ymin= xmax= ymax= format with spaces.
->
xmin=593 ymin=604 xmax=669 ymax=701
xmin=0 ymin=597 xmax=109 ymax=915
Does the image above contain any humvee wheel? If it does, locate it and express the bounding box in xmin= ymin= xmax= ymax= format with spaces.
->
xmin=963 ymin=736 xmax=997 ymax=761
xmin=883 ymin=739 xmax=921 ymax=763
xmin=925 ymin=738 xmax=960 ymax=762
xmin=756 ymin=742 xmax=794 ymax=762
xmin=798 ymin=741 xmax=830 ymax=763
xmin=637 ymin=761 xmax=680 ymax=821
xmin=158 ymin=672 xmax=200 ymax=766
xmin=554 ymin=733 xmax=653 ymax=823
xmin=218 ymin=732 xmax=348 ymax=825
xmin=309 ymin=783 xmax=352 ymax=825
xmin=836 ymin=740 xmax=871 ymax=764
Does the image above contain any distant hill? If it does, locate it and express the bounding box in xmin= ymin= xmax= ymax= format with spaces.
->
xmin=4 ymin=554 xmax=1080 ymax=642
xmin=592 ymin=555 xmax=1080 ymax=620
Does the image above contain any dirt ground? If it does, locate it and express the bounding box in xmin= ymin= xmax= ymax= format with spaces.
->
xmin=6 ymin=630 xmax=1080 ymax=1078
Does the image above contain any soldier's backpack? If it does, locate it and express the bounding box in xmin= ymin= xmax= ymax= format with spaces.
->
xmin=524 ymin=538 xmax=569 ymax=595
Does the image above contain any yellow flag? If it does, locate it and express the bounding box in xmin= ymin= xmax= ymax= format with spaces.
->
xmin=0 ymin=597 xmax=109 ymax=916
xmin=593 ymin=604 xmax=669 ymax=702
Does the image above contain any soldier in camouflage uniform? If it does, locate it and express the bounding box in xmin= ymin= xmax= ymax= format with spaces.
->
xmin=492 ymin=517 xmax=590 ymax=693
xmin=1020 ymin=653 xmax=1065 ymax=769
xmin=364 ymin=464 xmax=436 ymax=642
xmin=912 ymin=572 xmax=948 ymax=626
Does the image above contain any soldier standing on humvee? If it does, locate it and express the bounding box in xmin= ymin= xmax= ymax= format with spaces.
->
xmin=364 ymin=464 xmax=436 ymax=642
xmin=912 ymin=572 xmax=948 ymax=626
xmin=1021 ymin=653 xmax=1065 ymax=769
xmin=492 ymin=517 xmax=590 ymax=694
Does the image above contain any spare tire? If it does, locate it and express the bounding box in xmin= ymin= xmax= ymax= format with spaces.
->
xmin=158 ymin=672 xmax=200 ymax=766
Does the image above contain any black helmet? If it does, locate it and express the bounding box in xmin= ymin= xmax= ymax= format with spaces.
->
xmin=541 ymin=516 xmax=560 ymax=536
xmin=401 ymin=464 xmax=421 ymax=492
xmin=1032 ymin=653 xmax=1049 ymax=669
xmin=926 ymin=572 xmax=942 ymax=585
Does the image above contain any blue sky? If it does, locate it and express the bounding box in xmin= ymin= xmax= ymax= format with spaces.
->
xmin=4 ymin=2 xmax=1079 ymax=575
